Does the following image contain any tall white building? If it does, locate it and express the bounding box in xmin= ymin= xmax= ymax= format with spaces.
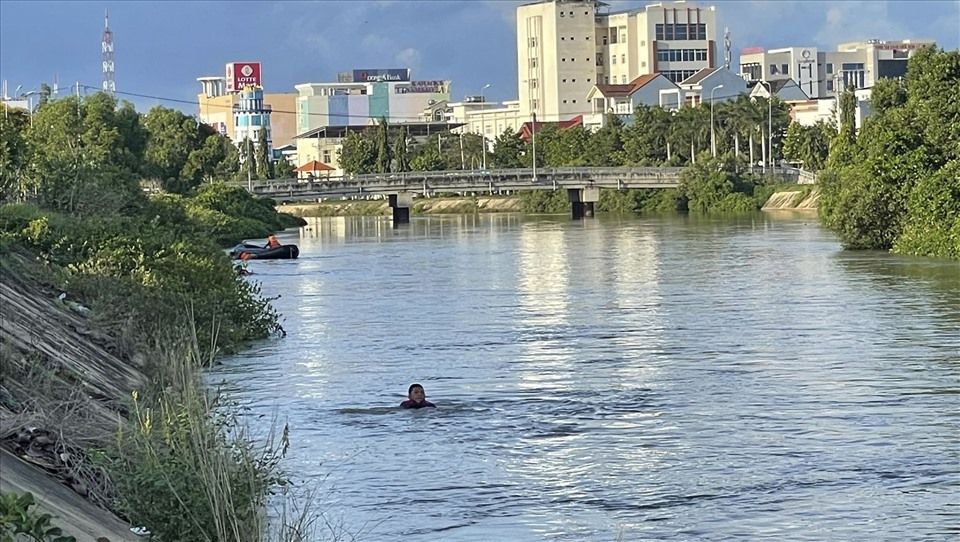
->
xmin=516 ymin=0 xmax=718 ymax=122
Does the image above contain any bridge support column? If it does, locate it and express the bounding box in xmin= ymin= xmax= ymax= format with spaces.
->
xmin=389 ymin=192 xmax=414 ymax=227
xmin=567 ymin=187 xmax=600 ymax=220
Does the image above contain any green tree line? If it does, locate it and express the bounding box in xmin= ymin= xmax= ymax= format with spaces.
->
xmin=818 ymin=46 xmax=960 ymax=259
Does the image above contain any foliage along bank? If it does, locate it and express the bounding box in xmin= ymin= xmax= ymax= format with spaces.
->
xmin=1 ymin=93 xmax=314 ymax=539
xmin=818 ymin=46 xmax=960 ymax=259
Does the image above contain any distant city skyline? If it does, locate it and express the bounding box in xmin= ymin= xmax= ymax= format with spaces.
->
xmin=1 ymin=0 xmax=958 ymax=115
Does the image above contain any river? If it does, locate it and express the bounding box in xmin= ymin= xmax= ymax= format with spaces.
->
xmin=210 ymin=212 xmax=959 ymax=541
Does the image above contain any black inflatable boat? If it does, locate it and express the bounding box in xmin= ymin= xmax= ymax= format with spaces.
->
xmin=230 ymin=242 xmax=300 ymax=260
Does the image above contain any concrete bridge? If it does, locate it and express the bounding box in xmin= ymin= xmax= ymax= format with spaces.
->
xmin=241 ymin=166 xmax=813 ymax=224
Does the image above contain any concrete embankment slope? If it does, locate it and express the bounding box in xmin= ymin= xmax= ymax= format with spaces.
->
xmin=0 ymin=262 xmax=144 ymax=541
xmin=762 ymin=187 xmax=820 ymax=211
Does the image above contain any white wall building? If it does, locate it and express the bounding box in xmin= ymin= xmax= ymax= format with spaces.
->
xmin=739 ymin=39 xmax=935 ymax=99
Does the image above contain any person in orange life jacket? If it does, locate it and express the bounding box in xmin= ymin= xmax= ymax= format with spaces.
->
xmin=400 ymin=383 xmax=436 ymax=409
xmin=265 ymin=234 xmax=281 ymax=249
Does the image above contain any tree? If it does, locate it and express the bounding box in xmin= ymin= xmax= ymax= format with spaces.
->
xmin=142 ymin=105 xmax=216 ymax=193
xmin=490 ymin=126 xmax=524 ymax=168
xmin=256 ymin=128 xmax=271 ymax=179
xmin=25 ymin=92 xmax=145 ymax=215
xmin=374 ymin=118 xmax=391 ymax=173
xmin=238 ymin=137 xmax=258 ymax=182
xmin=0 ymin=105 xmax=32 ymax=201
xmin=392 ymin=127 xmax=410 ymax=172
xmin=338 ymin=130 xmax=377 ymax=174
xmin=182 ymin=134 xmax=237 ymax=185
xmin=274 ymin=156 xmax=296 ymax=179
xmin=869 ymin=77 xmax=908 ymax=114
xmin=782 ymin=120 xmax=833 ymax=172
xmin=410 ymin=147 xmax=444 ymax=171
xmin=585 ymin=114 xmax=626 ymax=166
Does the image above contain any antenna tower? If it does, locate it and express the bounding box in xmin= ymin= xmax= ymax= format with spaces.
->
xmin=102 ymin=10 xmax=115 ymax=93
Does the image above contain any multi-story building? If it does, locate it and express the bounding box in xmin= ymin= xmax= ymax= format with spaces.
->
xmin=196 ymin=62 xmax=298 ymax=149
xmin=738 ymin=39 xmax=934 ymax=99
xmin=516 ymin=0 xmax=718 ymax=122
xmin=293 ymin=68 xmax=453 ymax=174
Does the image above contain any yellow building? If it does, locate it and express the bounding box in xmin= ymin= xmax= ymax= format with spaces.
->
xmin=516 ymin=0 xmax=718 ymax=122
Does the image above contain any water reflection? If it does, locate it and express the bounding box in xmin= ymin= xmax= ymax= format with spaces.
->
xmin=210 ymin=213 xmax=960 ymax=541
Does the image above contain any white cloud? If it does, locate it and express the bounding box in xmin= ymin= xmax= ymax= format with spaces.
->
xmin=394 ymin=47 xmax=422 ymax=72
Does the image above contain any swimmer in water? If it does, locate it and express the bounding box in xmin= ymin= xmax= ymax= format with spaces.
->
xmin=399 ymin=383 xmax=436 ymax=409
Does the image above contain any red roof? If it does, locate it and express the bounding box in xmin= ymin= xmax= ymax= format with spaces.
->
xmin=294 ymin=160 xmax=335 ymax=172
xmin=518 ymin=115 xmax=583 ymax=142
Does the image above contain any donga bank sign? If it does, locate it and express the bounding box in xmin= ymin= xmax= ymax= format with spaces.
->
xmin=353 ymin=68 xmax=410 ymax=83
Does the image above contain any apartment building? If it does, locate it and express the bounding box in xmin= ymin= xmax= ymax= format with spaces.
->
xmin=739 ymin=39 xmax=934 ymax=99
xmin=516 ymin=0 xmax=717 ymax=122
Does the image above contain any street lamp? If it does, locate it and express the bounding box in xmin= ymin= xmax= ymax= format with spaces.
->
xmin=481 ymin=83 xmax=490 ymax=170
xmin=710 ymin=84 xmax=724 ymax=157
xmin=759 ymin=81 xmax=773 ymax=171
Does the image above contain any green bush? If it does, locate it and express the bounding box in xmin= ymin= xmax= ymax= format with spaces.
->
xmin=0 ymin=492 xmax=76 ymax=542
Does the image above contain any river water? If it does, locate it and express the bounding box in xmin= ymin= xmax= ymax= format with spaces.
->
xmin=211 ymin=212 xmax=959 ymax=541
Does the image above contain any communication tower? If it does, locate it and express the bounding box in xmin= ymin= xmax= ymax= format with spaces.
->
xmin=102 ymin=10 xmax=115 ymax=93
xmin=724 ymin=27 xmax=731 ymax=69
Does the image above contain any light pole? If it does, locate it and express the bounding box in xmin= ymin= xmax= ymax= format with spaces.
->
xmin=531 ymin=112 xmax=537 ymax=183
xmin=480 ymin=83 xmax=490 ymax=170
xmin=759 ymin=81 xmax=773 ymax=171
xmin=710 ymin=84 xmax=724 ymax=157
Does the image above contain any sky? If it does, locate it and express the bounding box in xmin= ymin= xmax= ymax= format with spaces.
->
xmin=1 ymin=0 xmax=958 ymax=115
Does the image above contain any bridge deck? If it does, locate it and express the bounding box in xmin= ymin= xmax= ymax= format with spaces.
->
xmin=238 ymin=166 xmax=811 ymax=201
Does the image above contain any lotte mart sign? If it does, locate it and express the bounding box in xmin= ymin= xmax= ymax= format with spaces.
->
xmin=226 ymin=62 xmax=262 ymax=92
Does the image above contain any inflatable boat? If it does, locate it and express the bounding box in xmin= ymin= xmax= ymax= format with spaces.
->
xmin=230 ymin=242 xmax=300 ymax=260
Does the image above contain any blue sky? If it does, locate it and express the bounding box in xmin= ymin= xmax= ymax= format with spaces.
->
xmin=2 ymin=0 xmax=958 ymax=115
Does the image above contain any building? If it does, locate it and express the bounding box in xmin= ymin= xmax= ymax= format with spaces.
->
xmin=293 ymin=68 xmax=453 ymax=174
xmin=677 ymin=66 xmax=747 ymax=105
xmin=748 ymin=78 xmax=809 ymax=102
xmin=739 ymin=39 xmax=934 ymax=99
xmin=516 ymin=0 xmax=718 ymax=123
xmin=586 ymin=72 xmax=681 ymax=119
xmin=196 ymin=62 xmax=298 ymax=149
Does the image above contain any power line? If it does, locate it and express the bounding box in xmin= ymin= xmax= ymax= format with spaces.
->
xmin=77 ymin=84 xmax=453 ymax=123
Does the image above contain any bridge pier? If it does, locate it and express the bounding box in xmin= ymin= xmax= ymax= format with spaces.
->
xmin=567 ymin=187 xmax=600 ymax=220
xmin=389 ymin=192 xmax=414 ymax=227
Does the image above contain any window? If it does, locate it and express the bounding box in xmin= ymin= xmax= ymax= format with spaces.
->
xmin=641 ymin=40 xmax=646 ymax=46
xmin=781 ymin=64 xmax=789 ymax=75
xmin=597 ymin=53 xmax=604 ymax=65
xmin=529 ymin=37 xmax=537 ymax=47
xmin=655 ymin=24 xmax=664 ymax=40
xmin=770 ymin=64 xmax=779 ymax=75
xmin=563 ymin=100 xmax=568 ymax=103
xmin=621 ymin=75 xmax=626 ymax=84
xmin=605 ymin=76 xmax=609 ymax=84
xmin=561 ymin=37 xmax=565 ymax=40
xmin=531 ymin=79 xmax=538 ymax=88
xmin=675 ymin=24 xmax=687 ymax=40
xmin=532 ymin=99 xmax=539 ymax=110
xmin=322 ymin=150 xmax=331 ymax=163
xmin=572 ymin=99 xmax=577 ymax=103
xmin=642 ymin=61 xmax=646 ymax=67
xmin=603 ymin=35 xmax=608 ymax=45
xmin=560 ymin=11 xmax=565 ymax=17
xmin=697 ymin=23 xmax=706 ymax=40
xmin=562 ymin=78 xmax=567 ymax=82
xmin=612 ymin=56 xmax=617 ymax=64
xmin=587 ymin=78 xmax=591 ymax=82
xmin=826 ymin=80 xmax=834 ymax=91
xmin=611 ymin=30 xmax=618 ymax=44
xmin=586 ymin=36 xmax=591 ymax=41
xmin=621 ymin=33 xmax=627 ymax=43
xmin=530 ymin=58 xmax=537 ymax=68
xmin=826 ymin=63 xmax=833 ymax=74
xmin=562 ymin=58 xmax=566 ymax=62
xmin=665 ymin=24 xmax=674 ymax=40
xmin=572 ymin=79 xmax=576 ymax=82
xmin=621 ymin=54 xmax=625 ymax=63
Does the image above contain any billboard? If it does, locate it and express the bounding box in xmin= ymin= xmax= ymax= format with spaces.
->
xmin=394 ymin=80 xmax=448 ymax=94
xmin=352 ymin=68 xmax=410 ymax=83
xmin=226 ymin=62 xmax=262 ymax=92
